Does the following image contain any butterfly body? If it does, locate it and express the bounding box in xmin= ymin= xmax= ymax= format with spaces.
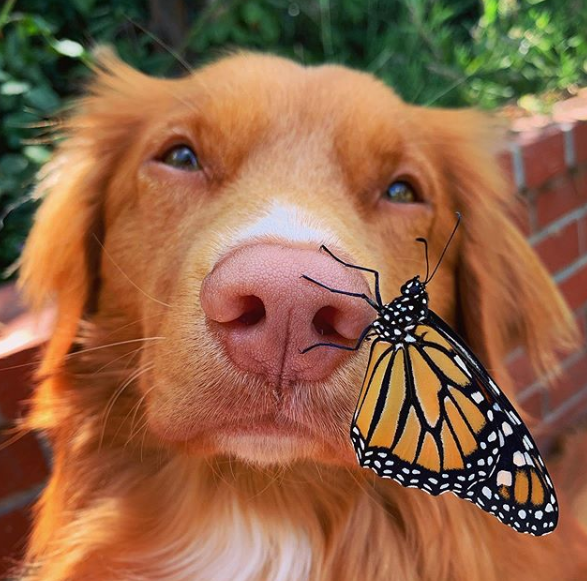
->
xmin=301 ymin=232 xmax=559 ymax=536
xmin=371 ymin=277 xmax=428 ymax=343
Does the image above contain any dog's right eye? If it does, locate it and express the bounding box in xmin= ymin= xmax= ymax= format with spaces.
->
xmin=384 ymin=181 xmax=418 ymax=203
xmin=161 ymin=145 xmax=201 ymax=171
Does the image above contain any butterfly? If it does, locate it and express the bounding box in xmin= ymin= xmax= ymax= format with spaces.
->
xmin=301 ymin=214 xmax=558 ymax=536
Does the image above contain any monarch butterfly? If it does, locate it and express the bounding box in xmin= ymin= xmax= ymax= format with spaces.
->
xmin=301 ymin=214 xmax=557 ymax=536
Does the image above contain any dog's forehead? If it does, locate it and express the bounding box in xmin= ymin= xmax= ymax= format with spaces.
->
xmin=160 ymin=53 xmax=409 ymax=168
xmin=177 ymin=53 xmax=403 ymax=122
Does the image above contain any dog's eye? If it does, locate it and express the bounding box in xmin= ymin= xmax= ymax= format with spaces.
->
xmin=161 ymin=145 xmax=201 ymax=171
xmin=385 ymin=181 xmax=418 ymax=203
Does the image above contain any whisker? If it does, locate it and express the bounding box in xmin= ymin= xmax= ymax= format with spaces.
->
xmin=170 ymin=91 xmax=201 ymax=115
xmin=65 ymin=337 xmax=165 ymax=367
xmin=247 ymin=466 xmax=284 ymax=500
xmin=0 ymin=336 xmax=166 ymax=374
xmin=99 ymin=363 xmax=155 ymax=450
xmin=124 ymin=15 xmax=192 ymax=73
xmin=131 ymin=414 xmax=151 ymax=450
xmin=69 ymin=336 xmax=165 ymax=357
xmin=92 ymin=345 xmax=144 ymax=375
xmin=99 ymin=312 xmax=167 ymax=343
xmin=92 ymin=234 xmax=173 ymax=308
xmin=125 ymin=383 xmax=159 ymax=447
xmin=115 ymin=383 xmax=154 ymax=445
xmin=206 ymin=457 xmax=238 ymax=492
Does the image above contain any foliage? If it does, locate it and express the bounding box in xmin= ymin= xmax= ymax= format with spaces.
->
xmin=1 ymin=0 xmax=586 ymax=277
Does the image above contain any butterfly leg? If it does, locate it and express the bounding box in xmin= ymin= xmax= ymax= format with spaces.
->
xmin=300 ymin=324 xmax=374 ymax=354
xmin=320 ymin=245 xmax=383 ymax=306
xmin=301 ymin=275 xmax=380 ymax=311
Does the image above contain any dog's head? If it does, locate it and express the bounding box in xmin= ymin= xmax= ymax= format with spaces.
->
xmin=21 ymin=51 xmax=576 ymax=469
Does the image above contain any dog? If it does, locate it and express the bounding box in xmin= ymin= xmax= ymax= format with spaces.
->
xmin=16 ymin=50 xmax=587 ymax=580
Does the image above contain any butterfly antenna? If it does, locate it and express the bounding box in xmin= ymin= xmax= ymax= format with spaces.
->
xmin=415 ymin=237 xmax=430 ymax=282
xmin=424 ymin=212 xmax=461 ymax=285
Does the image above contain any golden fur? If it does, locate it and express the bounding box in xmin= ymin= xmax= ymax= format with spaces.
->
xmin=16 ymin=51 xmax=587 ymax=580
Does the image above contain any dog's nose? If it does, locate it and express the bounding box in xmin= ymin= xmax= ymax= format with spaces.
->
xmin=200 ymin=244 xmax=375 ymax=381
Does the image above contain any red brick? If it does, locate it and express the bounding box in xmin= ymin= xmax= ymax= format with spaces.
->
xmin=507 ymin=350 xmax=538 ymax=392
xmin=559 ymin=261 xmax=587 ymax=311
xmin=535 ymin=174 xmax=587 ymax=228
xmin=0 ymin=347 xmax=39 ymax=423
xmin=574 ymin=168 xmax=587 ymax=198
xmin=574 ymin=122 xmax=587 ymax=165
xmin=509 ymin=195 xmax=533 ymax=236
xmin=498 ymin=150 xmax=515 ymax=190
xmin=541 ymin=388 xmax=587 ymax=433
xmin=0 ymin=432 xmax=47 ymax=500
xmin=533 ymin=219 xmax=580 ymax=274
xmin=573 ymin=310 xmax=587 ymax=348
xmin=518 ymin=388 xmax=545 ymax=421
xmin=0 ymin=507 xmax=30 ymax=579
xmin=582 ymin=309 xmax=587 ymax=344
xmin=521 ymin=128 xmax=566 ymax=189
xmin=0 ymin=283 xmax=26 ymax=325
xmin=578 ymin=210 xmax=587 ymax=255
xmin=545 ymin=351 xmax=587 ymax=412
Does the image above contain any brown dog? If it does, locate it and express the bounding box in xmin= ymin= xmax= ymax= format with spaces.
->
xmin=17 ymin=51 xmax=587 ymax=580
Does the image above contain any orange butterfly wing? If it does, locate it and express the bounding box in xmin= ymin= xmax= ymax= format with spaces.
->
xmin=351 ymin=316 xmax=557 ymax=535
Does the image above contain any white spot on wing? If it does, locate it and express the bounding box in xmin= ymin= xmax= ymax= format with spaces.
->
xmin=472 ymin=392 xmax=484 ymax=404
xmin=496 ymin=470 xmax=512 ymax=486
xmin=454 ymin=355 xmax=471 ymax=377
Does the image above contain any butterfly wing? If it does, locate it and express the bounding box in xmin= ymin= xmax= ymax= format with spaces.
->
xmin=351 ymin=333 xmax=502 ymax=497
xmin=426 ymin=311 xmax=558 ymax=535
xmin=351 ymin=312 xmax=557 ymax=536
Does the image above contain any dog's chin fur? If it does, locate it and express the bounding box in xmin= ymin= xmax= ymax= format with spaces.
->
xmin=216 ymin=434 xmax=316 ymax=465
xmin=16 ymin=50 xmax=587 ymax=581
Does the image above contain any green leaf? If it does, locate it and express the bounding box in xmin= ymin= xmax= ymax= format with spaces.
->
xmin=23 ymin=145 xmax=51 ymax=165
xmin=241 ymin=1 xmax=266 ymax=26
xmin=19 ymin=14 xmax=55 ymax=36
xmin=51 ymin=38 xmax=85 ymax=58
xmin=24 ymin=85 xmax=61 ymax=113
xmin=0 ymin=154 xmax=29 ymax=176
xmin=0 ymin=0 xmax=16 ymax=32
xmin=70 ymin=0 xmax=97 ymax=16
xmin=1 ymin=80 xmax=30 ymax=95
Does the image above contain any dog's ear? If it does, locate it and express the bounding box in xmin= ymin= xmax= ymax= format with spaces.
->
xmin=19 ymin=49 xmax=159 ymax=375
xmin=418 ymin=107 xmax=578 ymax=383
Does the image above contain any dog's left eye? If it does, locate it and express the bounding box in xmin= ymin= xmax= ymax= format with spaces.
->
xmin=385 ymin=181 xmax=418 ymax=203
xmin=161 ymin=145 xmax=201 ymax=171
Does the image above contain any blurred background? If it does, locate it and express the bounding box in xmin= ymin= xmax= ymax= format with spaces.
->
xmin=1 ymin=0 xmax=587 ymax=276
xmin=1 ymin=0 xmax=587 ymax=577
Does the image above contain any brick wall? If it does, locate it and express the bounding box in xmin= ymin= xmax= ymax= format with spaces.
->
xmin=0 ymin=345 xmax=48 ymax=579
xmin=1 ymin=118 xmax=587 ymax=576
xmin=502 ymin=120 xmax=587 ymax=433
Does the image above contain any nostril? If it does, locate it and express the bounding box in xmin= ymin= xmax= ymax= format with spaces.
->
xmin=235 ymin=295 xmax=266 ymax=326
xmin=312 ymin=306 xmax=346 ymax=341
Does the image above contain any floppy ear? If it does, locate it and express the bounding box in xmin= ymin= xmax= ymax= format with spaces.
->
xmin=420 ymin=108 xmax=578 ymax=384
xmin=19 ymin=49 xmax=158 ymax=376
